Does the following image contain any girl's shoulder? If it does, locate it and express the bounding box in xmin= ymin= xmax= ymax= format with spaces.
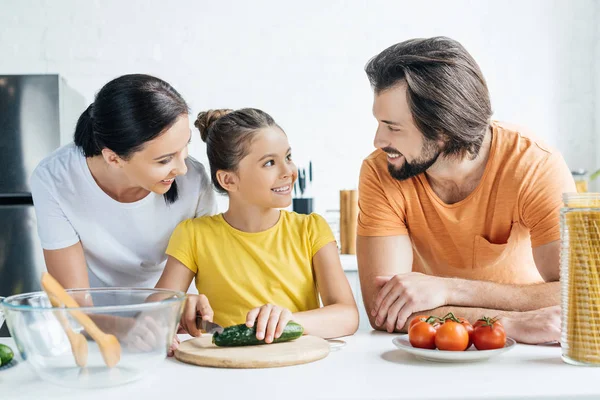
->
xmin=188 ymin=213 xmax=224 ymax=228
xmin=280 ymin=210 xmax=329 ymax=230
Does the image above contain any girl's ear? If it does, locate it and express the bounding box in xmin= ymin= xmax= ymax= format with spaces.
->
xmin=101 ymin=148 xmax=125 ymax=168
xmin=216 ymin=170 xmax=239 ymax=193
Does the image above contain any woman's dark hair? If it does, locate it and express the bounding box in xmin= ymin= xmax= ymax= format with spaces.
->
xmin=365 ymin=36 xmax=492 ymax=159
xmin=195 ymin=108 xmax=280 ymax=194
xmin=74 ymin=74 xmax=188 ymax=204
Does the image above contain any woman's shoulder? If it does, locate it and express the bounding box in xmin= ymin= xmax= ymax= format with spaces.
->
xmin=176 ymin=156 xmax=211 ymax=189
xmin=31 ymin=143 xmax=84 ymax=186
xmin=183 ymin=156 xmax=209 ymax=178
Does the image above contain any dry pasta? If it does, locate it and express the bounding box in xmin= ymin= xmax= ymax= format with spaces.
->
xmin=561 ymin=194 xmax=600 ymax=364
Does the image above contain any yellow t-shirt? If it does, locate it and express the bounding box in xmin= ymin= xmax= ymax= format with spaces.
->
xmin=166 ymin=210 xmax=335 ymax=327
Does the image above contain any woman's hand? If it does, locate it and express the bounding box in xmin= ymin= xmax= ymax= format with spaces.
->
xmin=246 ymin=304 xmax=293 ymax=344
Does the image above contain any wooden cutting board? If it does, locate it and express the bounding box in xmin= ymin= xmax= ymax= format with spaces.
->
xmin=175 ymin=335 xmax=330 ymax=368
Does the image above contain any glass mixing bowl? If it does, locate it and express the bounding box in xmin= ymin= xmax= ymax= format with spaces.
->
xmin=1 ymin=288 xmax=185 ymax=388
xmin=0 ymin=297 xmax=5 ymax=330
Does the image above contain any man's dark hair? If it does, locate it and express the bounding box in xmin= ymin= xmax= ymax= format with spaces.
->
xmin=365 ymin=37 xmax=492 ymax=159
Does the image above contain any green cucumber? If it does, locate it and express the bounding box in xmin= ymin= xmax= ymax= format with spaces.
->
xmin=0 ymin=343 xmax=14 ymax=366
xmin=213 ymin=321 xmax=304 ymax=347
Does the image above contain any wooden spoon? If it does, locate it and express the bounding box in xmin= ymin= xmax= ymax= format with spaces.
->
xmin=41 ymin=273 xmax=121 ymax=368
xmin=48 ymin=295 xmax=88 ymax=367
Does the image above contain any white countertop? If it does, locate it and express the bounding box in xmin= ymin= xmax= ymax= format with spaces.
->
xmin=1 ymin=331 xmax=598 ymax=400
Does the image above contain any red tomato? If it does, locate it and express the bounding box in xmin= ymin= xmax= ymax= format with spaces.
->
xmin=457 ymin=317 xmax=474 ymax=349
xmin=434 ymin=321 xmax=469 ymax=351
xmin=472 ymin=320 xmax=506 ymax=350
xmin=473 ymin=317 xmax=504 ymax=331
xmin=408 ymin=315 xmax=429 ymax=331
xmin=408 ymin=321 xmax=437 ymax=349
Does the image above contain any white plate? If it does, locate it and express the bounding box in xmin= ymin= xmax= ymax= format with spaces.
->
xmin=392 ymin=335 xmax=516 ymax=363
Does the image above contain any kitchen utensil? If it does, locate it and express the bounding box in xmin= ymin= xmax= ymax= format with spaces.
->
xmin=47 ymin=295 xmax=88 ymax=367
xmin=175 ymin=335 xmax=329 ymax=368
xmin=196 ymin=317 xmax=224 ymax=334
xmin=298 ymin=169 xmax=306 ymax=197
xmin=392 ymin=335 xmax=516 ymax=362
xmin=1 ymin=286 xmax=185 ymax=388
xmin=340 ymin=189 xmax=358 ymax=254
xmin=293 ymin=197 xmax=313 ymax=214
xmin=41 ymin=273 xmax=121 ymax=368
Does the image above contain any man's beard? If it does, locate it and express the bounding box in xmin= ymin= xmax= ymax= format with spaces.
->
xmin=385 ymin=139 xmax=441 ymax=181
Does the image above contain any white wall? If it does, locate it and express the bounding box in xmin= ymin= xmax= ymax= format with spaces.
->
xmin=1 ymin=0 xmax=598 ymax=212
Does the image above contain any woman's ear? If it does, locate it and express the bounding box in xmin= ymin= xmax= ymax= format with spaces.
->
xmin=216 ymin=170 xmax=239 ymax=193
xmin=101 ymin=148 xmax=124 ymax=168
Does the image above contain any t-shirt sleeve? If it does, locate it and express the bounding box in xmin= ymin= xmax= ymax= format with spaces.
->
xmin=520 ymin=151 xmax=576 ymax=247
xmin=195 ymin=182 xmax=217 ymax=217
xmin=166 ymin=219 xmax=199 ymax=274
xmin=356 ymin=159 xmax=408 ymax=236
xmin=30 ymin=168 xmax=80 ymax=250
xmin=193 ymin=161 xmax=218 ymax=217
xmin=307 ymin=213 xmax=336 ymax=257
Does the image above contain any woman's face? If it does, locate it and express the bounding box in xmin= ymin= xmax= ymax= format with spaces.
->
xmin=120 ymin=115 xmax=191 ymax=195
xmin=234 ymin=126 xmax=297 ymax=209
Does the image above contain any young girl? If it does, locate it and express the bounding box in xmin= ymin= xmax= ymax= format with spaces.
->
xmin=156 ymin=108 xmax=358 ymax=349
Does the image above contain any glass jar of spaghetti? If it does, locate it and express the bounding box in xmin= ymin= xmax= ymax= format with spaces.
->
xmin=561 ymin=192 xmax=600 ymax=365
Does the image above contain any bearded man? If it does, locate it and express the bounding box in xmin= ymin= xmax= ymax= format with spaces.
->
xmin=357 ymin=37 xmax=575 ymax=343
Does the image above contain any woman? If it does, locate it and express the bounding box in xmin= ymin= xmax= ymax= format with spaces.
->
xmin=31 ymin=74 xmax=216 ymax=289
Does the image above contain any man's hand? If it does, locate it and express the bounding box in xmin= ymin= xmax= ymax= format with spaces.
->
xmin=372 ymin=273 xmax=450 ymax=332
xmin=501 ymin=305 xmax=561 ymax=344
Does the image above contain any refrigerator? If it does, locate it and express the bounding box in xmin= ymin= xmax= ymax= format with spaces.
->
xmin=0 ymin=75 xmax=85 ymax=336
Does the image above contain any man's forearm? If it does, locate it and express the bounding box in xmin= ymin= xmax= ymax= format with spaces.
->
xmin=443 ymin=278 xmax=560 ymax=312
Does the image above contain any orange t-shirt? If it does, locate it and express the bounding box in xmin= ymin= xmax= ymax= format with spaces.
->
xmin=357 ymin=121 xmax=576 ymax=284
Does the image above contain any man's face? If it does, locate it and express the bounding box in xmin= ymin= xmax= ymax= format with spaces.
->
xmin=372 ymin=83 xmax=442 ymax=181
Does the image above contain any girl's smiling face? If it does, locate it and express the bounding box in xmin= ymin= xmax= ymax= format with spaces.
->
xmin=232 ymin=126 xmax=297 ymax=209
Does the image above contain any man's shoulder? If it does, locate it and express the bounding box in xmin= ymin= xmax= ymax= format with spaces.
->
xmin=493 ymin=121 xmax=562 ymax=172
xmin=360 ymin=149 xmax=417 ymax=192
xmin=363 ymin=149 xmax=388 ymax=168
xmin=361 ymin=149 xmax=395 ymax=183
xmin=494 ymin=121 xmax=556 ymax=159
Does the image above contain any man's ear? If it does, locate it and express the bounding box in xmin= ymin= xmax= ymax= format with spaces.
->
xmin=101 ymin=148 xmax=125 ymax=168
xmin=216 ymin=170 xmax=239 ymax=193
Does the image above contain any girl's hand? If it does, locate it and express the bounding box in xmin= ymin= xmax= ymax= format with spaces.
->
xmin=180 ymin=294 xmax=214 ymax=337
xmin=168 ymin=333 xmax=180 ymax=357
xmin=246 ymin=304 xmax=293 ymax=344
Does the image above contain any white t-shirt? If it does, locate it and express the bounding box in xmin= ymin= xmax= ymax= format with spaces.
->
xmin=30 ymin=143 xmax=217 ymax=288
